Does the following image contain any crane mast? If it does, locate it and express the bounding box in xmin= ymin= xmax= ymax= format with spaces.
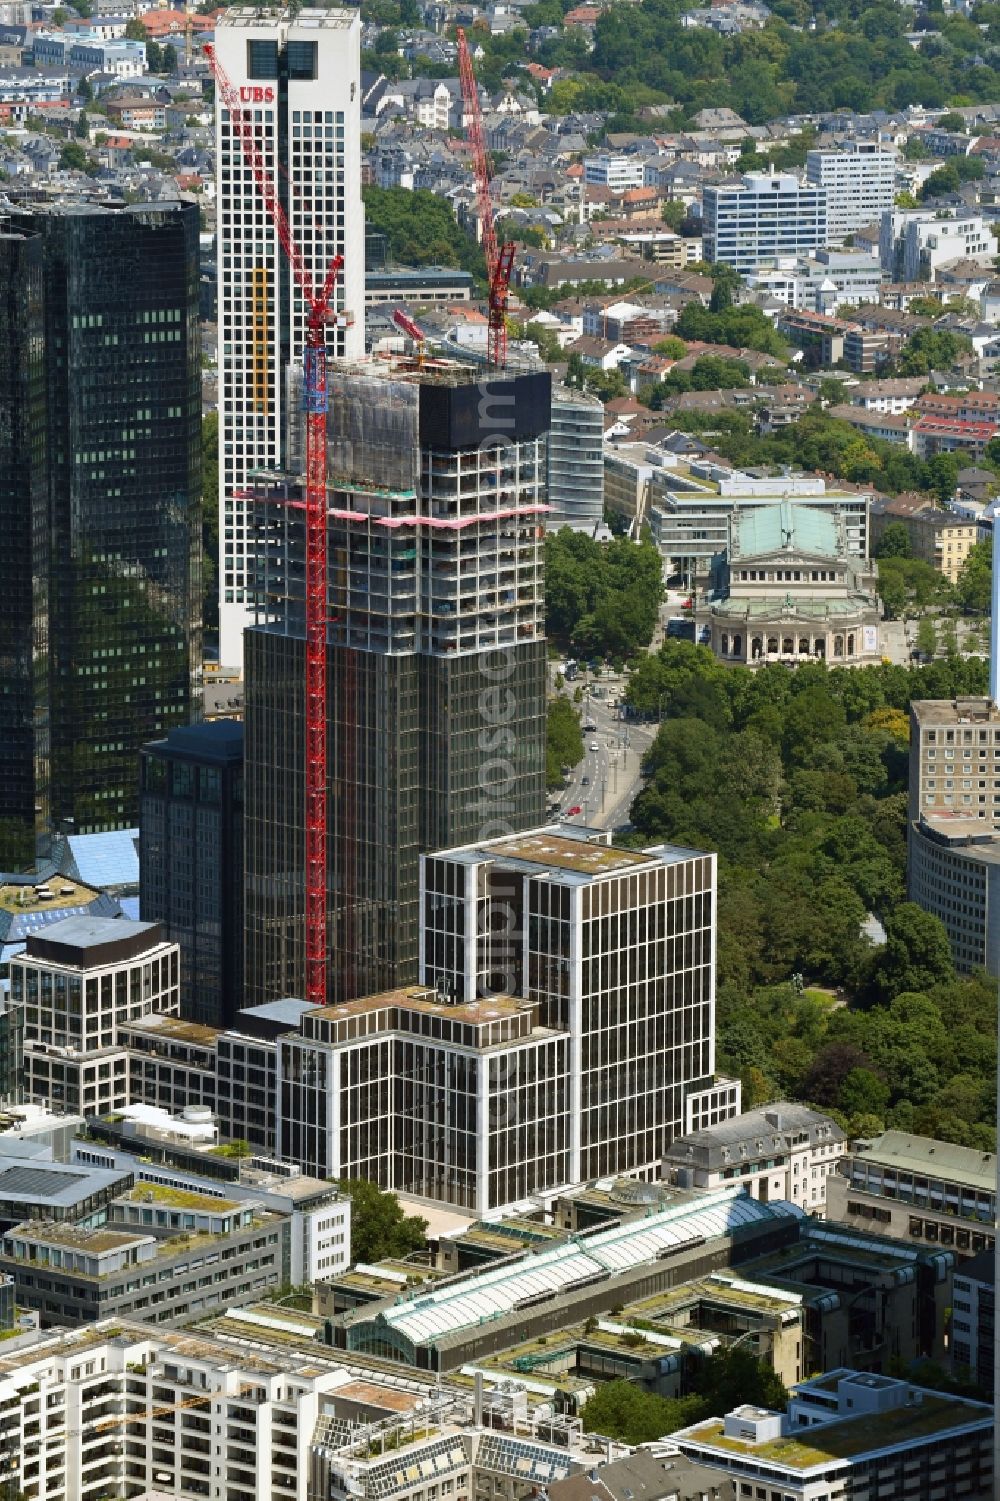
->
xmin=457 ymin=28 xmax=515 ymax=369
xmin=206 ymin=42 xmax=341 ymax=1007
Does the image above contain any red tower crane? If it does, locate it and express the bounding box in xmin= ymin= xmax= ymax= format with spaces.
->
xmin=206 ymin=43 xmax=341 ymax=1008
xmin=457 ymin=28 xmax=515 ymax=369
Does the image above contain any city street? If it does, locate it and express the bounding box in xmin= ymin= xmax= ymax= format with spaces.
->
xmin=554 ymin=676 xmax=658 ymax=832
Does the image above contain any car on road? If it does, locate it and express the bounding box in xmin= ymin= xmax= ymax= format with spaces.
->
xmin=589 ymin=742 xmax=599 ymax=751
xmin=565 ymin=804 xmax=582 ymax=817
xmin=583 ymin=720 xmax=597 ymax=732
xmin=582 ymin=775 xmax=590 ymax=785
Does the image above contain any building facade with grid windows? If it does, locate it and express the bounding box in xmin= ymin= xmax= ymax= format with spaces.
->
xmin=907 ymin=697 xmax=1000 ymax=974
xmin=213 ymin=7 xmax=365 ymax=670
xmin=243 ymin=362 xmax=549 ymax=1008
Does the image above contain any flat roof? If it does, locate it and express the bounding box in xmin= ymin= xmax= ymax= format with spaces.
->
xmin=4 ymin=1222 xmax=148 ymax=1254
xmin=911 ymin=697 xmax=1000 ymax=726
xmin=682 ymin=1394 xmax=991 ymax=1470
xmin=850 ymin=1129 xmax=996 ymax=1193
xmin=342 ymin=1188 xmax=801 ymax=1348
xmin=121 ymin=1012 xmax=220 ymax=1046
xmin=0 ymin=1161 xmax=130 ymax=1207
xmin=305 ymin=986 xmax=534 ymax=1030
xmin=120 ymin=1184 xmax=239 ymax=1212
xmin=0 ymin=877 xmax=101 ymax=916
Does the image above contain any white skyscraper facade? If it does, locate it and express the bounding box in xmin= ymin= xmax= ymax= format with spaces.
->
xmin=805 ymin=141 xmax=897 ymax=243
xmin=214 ymin=6 xmax=364 ymax=669
xmin=703 ymin=172 xmax=828 ymax=276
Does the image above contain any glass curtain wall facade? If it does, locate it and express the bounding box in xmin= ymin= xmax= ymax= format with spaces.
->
xmin=244 ymin=365 xmax=550 ymax=1007
xmin=0 ymin=229 xmax=48 ymax=871
xmin=140 ymin=720 xmax=245 ymax=1028
xmin=3 ymin=203 xmax=202 ymax=842
xmin=421 ymin=832 xmax=722 ymax=1183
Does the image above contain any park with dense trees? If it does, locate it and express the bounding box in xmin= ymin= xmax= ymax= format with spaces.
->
xmin=624 ymin=643 xmax=997 ymax=1149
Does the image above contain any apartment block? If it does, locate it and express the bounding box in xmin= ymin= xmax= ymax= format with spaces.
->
xmin=870 ymin=493 xmax=979 ymax=584
xmin=703 ymin=172 xmax=828 ymax=275
xmin=547 ymin=383 xmax=605 ymax=530
xmin=880 ymin=207 xmax=994 ymax=282
xmin=583 ymin=154 xmax=645 ymax=191
xmin=805 ymin=141 xmax=897 ymax=242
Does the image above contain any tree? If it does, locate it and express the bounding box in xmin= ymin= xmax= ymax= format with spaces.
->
xmin=709 ymin=263 xmax=742 ymax=312
xmin=162 ymin=41 xmax=178 ymax=74
xmin=340 ymin=1178 xmax=428 ymax=1264
xmin=863 ymin=902 xmax=954 ymax=1005
xmin=956 ymin=537 xmax=992 ymax=613
xmin=547 ymin=696 xmax=583 ymax=788
xmin=580 ymin=1381 xmax=705 ymax=1444
xmin=916 ymin=616 xmax=938 ymax=659
xmin=124 ymin=16 xmax=147 ymax=39
xmin=58 ymin=140 xmax=95 ymax=174
xmin=874 ymin=523 xmax=911 ymax=559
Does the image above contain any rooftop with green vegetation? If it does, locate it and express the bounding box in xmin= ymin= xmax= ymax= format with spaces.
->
xmin=683 ymin=1395 xmax=990 ymax=1469
xmin=0 ymin=877 xmax=99 ymax=914
xmin=120 ymin=1184 xmax=239 ymax=1211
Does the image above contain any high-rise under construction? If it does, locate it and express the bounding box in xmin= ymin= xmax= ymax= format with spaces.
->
xmin=244 ymin=358 xmax=551 ymax=1006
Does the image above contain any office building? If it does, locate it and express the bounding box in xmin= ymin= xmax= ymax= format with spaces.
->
xmin=276 ymin=824 xmax=735 ymax=1210
xmin=674 ymin=1370 xmax=993 ymax=1501
xmin=663 ymin=1102 xmax=845 ymax=1214
xmin=0 ymin=227 xmax=47 ymax=873
xmin=907 ymin=697 xmax=1000 ymax=974
xmin=745 ymin=248 xmax=883 ymax=315
xmin=11 ymin=916 xmax=180 ymax=1115
xmin=0 ymin=1183 xmax=288 ymax=1326
xmin=702 ymin=172 xmax=828 ymax=275
xmin=827 ymin=1128 xmax=995 ymax=1259
xmin=419 ymin=828 xmax=735 ymax=1187
xmin=140 ymin=719 xmax=245 ymax=1028
xmin=547 ymin=384 xmax=605 ymax=531
xmin=805 ymin=141 xmax=897 ymax=243
xmin=0 ymin=201 xmax=202 ymax=858
xmin=244 ymin=361 xmax=550 ymax=1007
xmin=0 ymin=1001 xmax=23 ymax=1106
xmin=951 ymin=1248 xmax=994 ymax=1393
xmin=214 ymin=6 xmax=365 ymax=669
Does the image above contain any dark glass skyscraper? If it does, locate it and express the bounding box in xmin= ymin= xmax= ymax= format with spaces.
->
xmin=0 ymin=202 xmax=202 ymax=867
xmin=244 ymin=361 xmax=550 ymax=1006
xmin=0 ymin=230 xmax=48 ymax=871
xmin=140 ymin=720 xmax=244 ymax=1028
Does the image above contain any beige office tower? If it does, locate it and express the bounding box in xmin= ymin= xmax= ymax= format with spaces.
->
xmin=213 ymin=6 xmax=364 ymax=670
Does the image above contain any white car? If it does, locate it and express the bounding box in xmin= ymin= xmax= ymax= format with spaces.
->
xmin=589 ymin=742 xmax=599 ymax=752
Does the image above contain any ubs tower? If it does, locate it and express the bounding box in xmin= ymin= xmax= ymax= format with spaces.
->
xmin=0 ymin=202 xmax=202 ymax=867
xmin=244 ymin=360 xmax=550 ymax=1005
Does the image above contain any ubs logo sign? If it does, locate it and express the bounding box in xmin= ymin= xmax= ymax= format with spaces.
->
xmin=240 ymin=85 xmax=274 ymax=103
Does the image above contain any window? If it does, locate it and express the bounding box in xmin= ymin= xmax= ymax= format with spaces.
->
xmin=286 ymin=40 xmax=318 ymax=78
xmin=247 ymin=39 xmax=278 ymax=77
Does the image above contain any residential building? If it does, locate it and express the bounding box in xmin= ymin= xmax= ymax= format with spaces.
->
xmin=703 ymin=172 xmax=828 ymax=275
xmin=11 ymin=915 xmax=179 ymax=1115
xmin=870 ymin=493 xmax=979 ymax=584
xmin=747 ymin=249 xmax=883 ymax=315
xmin=906 ymin=697 xmax=1000 ymax=973
xmin=674 ymin=1370 xmax=992 ymax=1501
xmin=139 ymin=720 xmax=245 ymax=1029
xmin=696 ymin=502 xmax=882 ymax=669
xmin=880 ymin=207 xmax=994 ymax=282
xmin=951 ymin=1247 xmax=993 ymax=1393
xmin=583 ymin=154 xmax=645 ymax=191
xmin=547 ymin=383 xmax=604 ymax=530
xmin=214 ymin=6 xmax=365 ymax=669
xmin=827 ymin=1128 xmax=996 ymax=1259
xmin=848 ymin=377 xmax=925 ymax=414
xmin=103 ymin=91 xmax=165 ymax=127
xmin=909 ymin=414 xmax=1000 ymax=464
xmin=0 ymin=202 xmax=201 ymax=862
xmin=663 ymin=1102 xmax=846 ymax=1214
xmin=805 ymin=141 xmax=897 ymax=243
xmin=243 ymin=361 xmax=549 ymax=1008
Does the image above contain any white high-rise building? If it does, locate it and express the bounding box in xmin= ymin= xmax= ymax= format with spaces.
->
xmin=805 ymin=140 xmax=897 ymax=243
xmin=703 ymin=171 xmax=828 ymax=275
xmin=214 ymin=6 xmax=364 ymax=670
